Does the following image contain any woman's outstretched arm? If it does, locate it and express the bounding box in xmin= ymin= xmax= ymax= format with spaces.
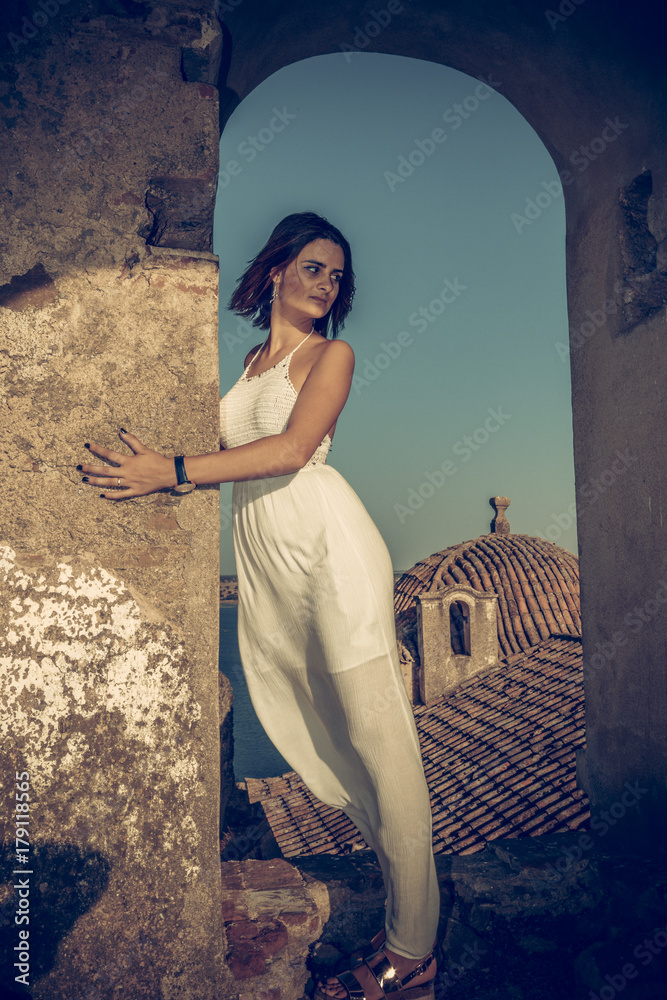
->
xmin=79 ymin=340 xmax=355 ymax=500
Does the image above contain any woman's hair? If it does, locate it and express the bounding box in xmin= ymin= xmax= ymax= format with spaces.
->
xmin=227 ymin=211 xmax=356 ymax=338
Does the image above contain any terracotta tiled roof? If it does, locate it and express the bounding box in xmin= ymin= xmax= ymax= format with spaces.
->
xmin=245 ymin=635 xmax=590 ymax=858
xmin=394 ymin=534 xmax=580 ymax=659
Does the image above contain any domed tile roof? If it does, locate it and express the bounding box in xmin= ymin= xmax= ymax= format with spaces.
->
xmin=394 ymin=534 xmax=580 ymax=659
xmin=242 ymin=503 xmax=587 ymax=861
xmin=246 ymin=635 xmax=589 ymax=858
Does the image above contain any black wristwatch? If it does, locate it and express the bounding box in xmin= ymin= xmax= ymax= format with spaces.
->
xmin=172 ymin=455 xmax=196 ymax=495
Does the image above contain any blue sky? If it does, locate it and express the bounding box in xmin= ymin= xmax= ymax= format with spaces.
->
xmin=213 ymin=52 xmax=575 ymax=574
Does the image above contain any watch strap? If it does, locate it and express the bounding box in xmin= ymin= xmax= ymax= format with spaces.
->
xmin=174 ymin=455 xmax=191 ymax=486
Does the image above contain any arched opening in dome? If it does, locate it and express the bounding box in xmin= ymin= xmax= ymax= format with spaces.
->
xmin=450 ymin=600 xmax=471 ymax=656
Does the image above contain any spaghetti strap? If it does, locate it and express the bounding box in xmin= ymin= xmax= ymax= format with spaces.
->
xmin=287 ymin=330 xmax=312 ymax=357
xmin=244 ymin=330 xmax=313 ymax=379
xmin=242 ymin=338 xmax=267 ymax=375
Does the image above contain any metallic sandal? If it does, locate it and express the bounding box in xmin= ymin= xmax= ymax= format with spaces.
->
xmin=316 ymin=945 xmax=436 ymax=999
xmin=350 ymin=930 xmax=437 ymax=968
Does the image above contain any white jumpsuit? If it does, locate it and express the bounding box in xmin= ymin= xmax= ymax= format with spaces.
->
xmin=219 ymin=331 xmax=440 ymax=959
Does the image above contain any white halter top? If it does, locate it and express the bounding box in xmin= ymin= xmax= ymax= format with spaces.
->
xmin=219 ymin=331 xmax=332 ymax=469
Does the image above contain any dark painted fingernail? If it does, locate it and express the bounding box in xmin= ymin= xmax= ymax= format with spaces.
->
xmin=82 ymin=476 xmax=89 ymax=482
xmin=76 ymin=464 xmax=83 ymax=471
xmin=120 ymin=428 xmax=127 ymax=434
xmin=99 ymin=494 xmax=106 ymax=499
xmin=84 ymin=443 xmax=90 ymax=449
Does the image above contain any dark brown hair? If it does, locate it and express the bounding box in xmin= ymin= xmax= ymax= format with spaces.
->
xmin=227 ymin=211 xmax=356 ymax=338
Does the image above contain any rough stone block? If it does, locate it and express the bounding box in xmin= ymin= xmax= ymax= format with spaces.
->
xmin=254 ymin=920 xmax=290 ymax=957
xmin=180 ymin=17 xmax=223 ymax=85
xmin=141 ymin=175 xmax=217 ymax=251
xmin=0 ymin=263 xmax=57 ymax=311
xmin=228 ymin=941 xmax=267 ymax=980
xmin=227 ymin=919 xmax=262 ymax=942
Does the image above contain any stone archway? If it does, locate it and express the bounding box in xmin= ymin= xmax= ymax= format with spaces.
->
xmin=1 ymin=1 xmax=664 ymax=997
xmin=218 ymin=0 xmax=667 ymax=848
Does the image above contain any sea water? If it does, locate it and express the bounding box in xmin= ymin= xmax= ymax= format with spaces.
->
xmin=219 ymin=603 xmax=290 ymax=780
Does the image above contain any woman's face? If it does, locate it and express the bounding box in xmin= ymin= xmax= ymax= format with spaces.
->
xmin=271 ymin=238 xmax=345 ymax=325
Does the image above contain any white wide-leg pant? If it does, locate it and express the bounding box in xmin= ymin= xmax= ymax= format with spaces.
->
xmin=234 ymin=469 xmax=440 ymax=959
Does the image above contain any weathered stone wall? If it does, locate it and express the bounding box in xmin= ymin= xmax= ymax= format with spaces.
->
xmin=218 ymin=0 xmax=667 ymax=853
xmin=0 ymin=1 xmax=232 ymax=996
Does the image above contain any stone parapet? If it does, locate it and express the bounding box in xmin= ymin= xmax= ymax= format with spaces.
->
xmin=220 ymin=836 xmax=667 ymax=999
xmin=220 ymin=858 xmax=330 ymax=999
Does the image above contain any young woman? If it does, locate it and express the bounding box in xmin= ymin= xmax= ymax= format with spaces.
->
xmin=78 ymin=212 xmax=440 ymax=999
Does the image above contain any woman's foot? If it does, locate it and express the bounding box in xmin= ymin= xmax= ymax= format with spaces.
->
xmin=317 ymin=943 xmax=436 ymax=999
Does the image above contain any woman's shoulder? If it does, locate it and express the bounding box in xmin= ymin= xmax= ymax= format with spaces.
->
xmin=242 ymin=335 xmax=354 ymax=369
xmin=312 ymin=335 xmax=354 ymax=364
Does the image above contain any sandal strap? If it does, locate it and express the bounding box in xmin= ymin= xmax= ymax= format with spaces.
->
xmin=363 ymin=953 xmax=403 ymax=994
xmin=336 ymin=968 xmax=369 ymax=1000
xmin=324 ymin=947 xmax=435 ymax=1000
xmin=398 ymin=950 xmax=435 ymax=987
xmin=363 ymin=947 xmax=436 ymax=995
xmin=401 ymin=951 xmax=434 ymax=986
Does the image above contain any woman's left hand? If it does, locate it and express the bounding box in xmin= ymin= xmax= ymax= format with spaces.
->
xmin=79 ymin=430 xmax=177 ymax=500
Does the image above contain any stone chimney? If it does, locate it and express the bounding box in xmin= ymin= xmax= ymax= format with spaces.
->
xmin=416 ymin=582 xmax=499 ymax=704
xmin=490 ymin=496 xmax=511 ymax=534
